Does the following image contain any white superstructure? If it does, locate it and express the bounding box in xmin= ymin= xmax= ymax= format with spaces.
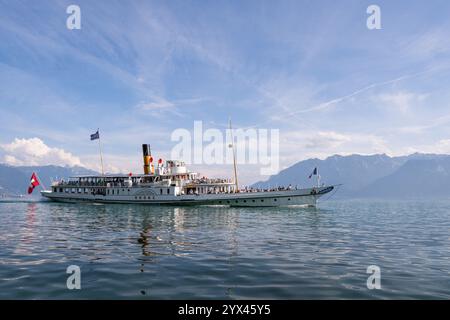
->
xmin=41 ymin=145 xmax=335 ymax=207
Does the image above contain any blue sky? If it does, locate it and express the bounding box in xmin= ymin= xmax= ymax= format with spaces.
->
xmin=1 ymin=0 xmax=450 ymax=184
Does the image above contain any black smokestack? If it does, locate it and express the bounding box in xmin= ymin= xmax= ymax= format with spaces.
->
xmin=142 ymin=144 xmax=151 ymax=174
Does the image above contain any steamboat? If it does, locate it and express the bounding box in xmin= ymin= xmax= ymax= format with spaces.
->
xmin=41 ymin=144 xmax=335 ymax=207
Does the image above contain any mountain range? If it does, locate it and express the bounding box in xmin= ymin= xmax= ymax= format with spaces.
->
xmin=252 ymin=153 xmax=450 ymax=199
xmin=0 ymin=164 xmax=97 ymax=196
xmin=2 ymin=152 xmax=450 ymax=198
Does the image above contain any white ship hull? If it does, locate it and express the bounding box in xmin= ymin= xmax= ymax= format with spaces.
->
xmin=41 ymin=186 xmax=334 ymax=207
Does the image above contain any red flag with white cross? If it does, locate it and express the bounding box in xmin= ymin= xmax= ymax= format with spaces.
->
xmin=28 ymin=172 xmax=40 ymax=194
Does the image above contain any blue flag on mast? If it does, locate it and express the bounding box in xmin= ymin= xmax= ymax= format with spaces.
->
xmin=308 ymin=167 xmax=318 ymax=179
xmin=90 ymin=130 xmax=100 ymax=141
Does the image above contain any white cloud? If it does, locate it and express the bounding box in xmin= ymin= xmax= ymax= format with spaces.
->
xmin=403 ymin=138 xmax=450 ymax=155
xmin=303 ymin=131 xmax=350 ymax=149
xmin=135 ymin=96 xmax=209 ymax=119
xmin=1 ymin=137 xmax=83 ymax=167
xmin=279 ymin=130 xmax=391 ymax=164
xmin=137 ymin=99 xmax=174 ymax=111
xmin=81 ymin=153 xmax=141 ymax=175
xmin=402 ymin=29 xmax=450 ymax=59
xmin=378 ymin=91 xmax=428 ymax=113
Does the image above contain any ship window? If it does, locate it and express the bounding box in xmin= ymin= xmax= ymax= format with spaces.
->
xmin=135 ymin=196 xmax=137 ymax=199
xmin=235 ymin=201 xmax=238 ymax=203
xmin=167 ymin=189 xmax=170 ymax=194
xmin=261 ymin=199 xmax=264 ymax=202
xmin=288 ymin=198 xmax=291 ymax=201
xmin=227 ymin=201 xmax=230 ymax=204
xmin=244 ymin=200 xmax=247 ymax=203
xmin=59 ymin=188 xmax=63 ymax=193
xmin=112 ymin=189 xmax=114 ymax=195
xmin=252 ymin=200 xmax=255 ymax=202
xmin=274 ymin=199 xmax=277 ymax=201
xmin=160 ymin=189 xmax=163 ymax=195
xmin=219 ymin=201 xmax=222 ymax=204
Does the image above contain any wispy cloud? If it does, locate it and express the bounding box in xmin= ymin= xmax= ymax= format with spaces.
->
xmin=1 ymin=1 xmax=450 ymax=184
xmin=377 ymin=91 xmax=428 ymax=114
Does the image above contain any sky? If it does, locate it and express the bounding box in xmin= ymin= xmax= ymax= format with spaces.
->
xmin=1 ymin=0 xmax=450 ymax=185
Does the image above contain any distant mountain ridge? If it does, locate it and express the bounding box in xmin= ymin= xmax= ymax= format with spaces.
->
xmin=0 ymin=164 xmax=98 ymax=196
xmin=359 ymin=157 xmax=450 ymax=198
xmin=252 ymin=153 xmax=450 ymax=199
xmin=2 ymin=153 xmax=450 ymax=198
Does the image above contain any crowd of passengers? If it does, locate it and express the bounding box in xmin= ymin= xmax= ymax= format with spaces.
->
xmin=58 ymin=179 xmax=300 ymax=191
xmin=187 ymin=184 xmax=299 ymax=195
xmin=58 ymin=179 xmax=128 ymax=187
xmin=241 ymin=184 xmax=298 ymax=192
xmin=194 ymin=177 xmax=231 ymax=184
xmin=59 ymin=177 xmax=232 ymax=187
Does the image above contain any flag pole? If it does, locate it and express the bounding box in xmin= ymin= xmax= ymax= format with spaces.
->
xmin=98 ymin=129 xmax=105 ymax=176
xmin=317 ymin=168 xmax=320 ymax=188
xmin=229 ymin=118 xmax=239 ymax=192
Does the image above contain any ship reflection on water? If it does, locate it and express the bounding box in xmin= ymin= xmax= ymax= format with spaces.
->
xmin=45 ymin=203 xmax=247 ymax=298
xmin=136 ymin=207 xmax=241 ymax=260
xmin=2 ymin=200 xmax=450 ymax=299
xmin=46 ymin=203 xmax=244 ymax=265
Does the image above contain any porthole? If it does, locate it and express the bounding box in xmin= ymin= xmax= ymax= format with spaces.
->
xmin=274 ymin=198 xmax=277 ymax=201
xmin=252 ymin=200 xmax=255 ymax=202
xmin=288 ymin=198 xmax=291 ymax=201
xmin=243 ymin=200 xmax=247 ymax=203
xmin=261 ymin=199 xmax=264 ymax=202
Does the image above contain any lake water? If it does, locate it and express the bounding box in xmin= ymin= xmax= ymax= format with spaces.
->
xmin=0 ymin=199 xmax=449 ymax=299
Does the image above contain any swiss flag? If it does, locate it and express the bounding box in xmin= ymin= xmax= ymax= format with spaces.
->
xmin=28 ymin=172 xmax=40 ymax=194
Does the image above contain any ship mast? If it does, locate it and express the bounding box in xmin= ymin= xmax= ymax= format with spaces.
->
xmin=97 ymin=128 xmax=105 ymax=176
xmin=228 ymin=118 xmax=239 ymax=192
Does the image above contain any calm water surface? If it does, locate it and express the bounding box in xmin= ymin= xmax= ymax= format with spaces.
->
xmin=0 ymin=199 xmax=449 ymax=299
